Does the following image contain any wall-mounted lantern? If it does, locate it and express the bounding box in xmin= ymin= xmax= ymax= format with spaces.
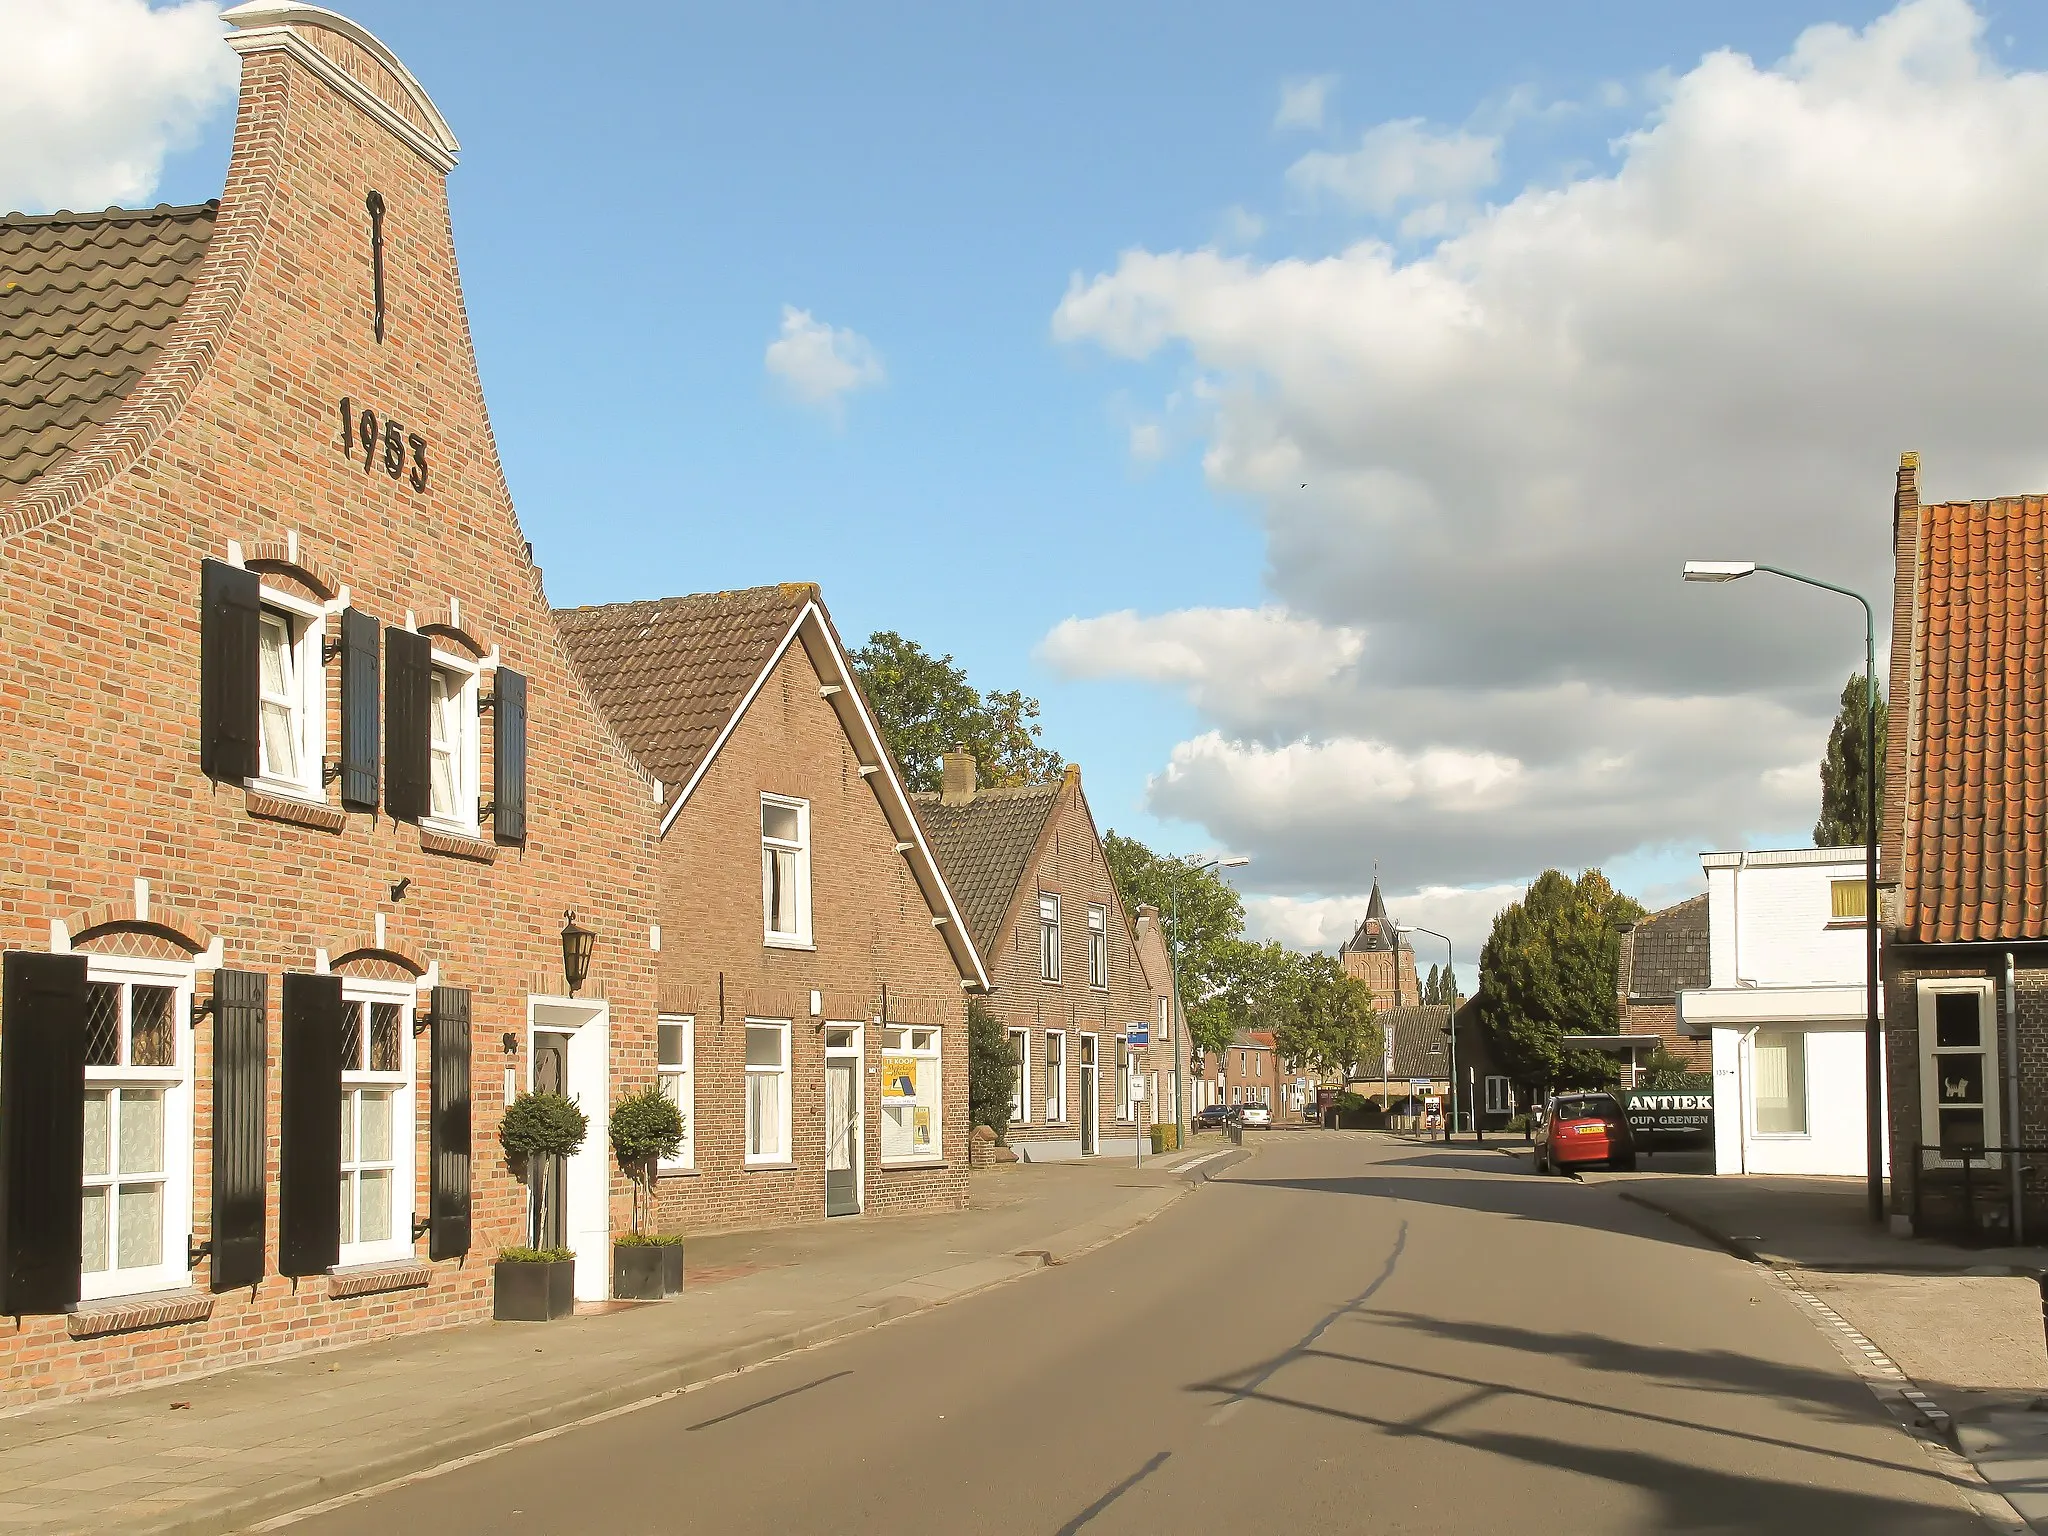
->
xmin=561 ymin=909 xmax=596 ymax=996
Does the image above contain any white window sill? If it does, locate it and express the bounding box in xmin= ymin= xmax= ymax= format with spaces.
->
xmin=245 ymin=775 xmax=326 ymax=807
xmin=881 ymin=1158 xmax=948 ymax=1171
xmin=764 ymin=936 xmax=816 ymax=952
xmin=658 ymin=1164 xmax=698 ymax=1178
xmin=743 ymin=1159 xmax=796 ymax=1171
xmin=422 ymin=815 xmax=482 ymax=841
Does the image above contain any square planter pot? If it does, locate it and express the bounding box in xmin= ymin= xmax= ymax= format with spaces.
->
xmin=493 ymin=1258 xmax=575 ymax=1321
xmin=613 ymin=1242 xmax=684 ymax=1300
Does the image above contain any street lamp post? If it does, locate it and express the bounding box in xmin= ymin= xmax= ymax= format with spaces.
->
xmin=1401 ymin=925 xmax=1456 ymax=1142
xmin=1168 ymin=855 xmax=1250 ymax=1147
xmin=1683 ymin=559 xmax=1884 ymax=1225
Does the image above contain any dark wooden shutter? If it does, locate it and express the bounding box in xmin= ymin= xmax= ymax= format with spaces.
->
xmin=492 ymin=668 xmax=527 ymax=845
xmin=278 ymin=973 xmax=343 ymax=1278
xmin=385 ymin=626 xmax=431 ymax=822
xmin=0 ymin=953 xmax=88 ymax=1315
xmin=200 ymin=558 xmax=261 ymax=781
xmin=339 ymin=608 xmax=380 ymax=812
xmin=428 ymin=986 xmax=472 ymax=1261
xmin=210 ymin=969 xmax=268 ymax=1292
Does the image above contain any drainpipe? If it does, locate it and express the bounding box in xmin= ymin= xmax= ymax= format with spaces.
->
xmin=1738 ymin=1025 xmax=1759 ymax=1176
xmin=1732 ymin=853 xmax=1756 ymax=988
xmin=2007 ymin=951 xmax=2022 ymax=1246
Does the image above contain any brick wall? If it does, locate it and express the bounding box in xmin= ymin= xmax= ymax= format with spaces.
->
xmin=0 ymin=22 xmax=660 ymax=1405
xmin=1616 ymin=1001 xmax=1711 ymax=1070
xmin=649 ymin=641 xmax=970 ymax=1231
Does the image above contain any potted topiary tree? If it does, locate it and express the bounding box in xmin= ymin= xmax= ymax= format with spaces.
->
xmin=609 ymin=1086 xmax=686 ymax=1299
xmin=495 ymin=1090 xmax=589 ymax=1321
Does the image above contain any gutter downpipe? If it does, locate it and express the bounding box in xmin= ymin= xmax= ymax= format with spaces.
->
xmin=2008 ymin=950 xmax=2023 ymax=1245
xmin=1739 ymin=1025 xmax=1758 ymax=1176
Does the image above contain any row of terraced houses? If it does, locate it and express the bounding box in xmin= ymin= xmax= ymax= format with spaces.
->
xmin=0 ymin=4 xmax=1185 ymax=1405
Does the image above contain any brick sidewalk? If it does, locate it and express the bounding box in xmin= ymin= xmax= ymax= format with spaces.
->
xmin=0 ymin=1157 xmax=1221 ymax=1535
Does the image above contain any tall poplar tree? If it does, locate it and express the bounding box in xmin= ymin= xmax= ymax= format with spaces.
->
xmin=1476 ymin=869 xmax=1644 ymax=1089
xmin=1815 ymin=671 xmax=1887 ymax=846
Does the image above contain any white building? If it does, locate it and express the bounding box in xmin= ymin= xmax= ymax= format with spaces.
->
xmin=1677 ymin=848 xmax=1887 ymax=1177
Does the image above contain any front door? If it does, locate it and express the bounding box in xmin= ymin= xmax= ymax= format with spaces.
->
xmin=824 ymin=1027 xmax=862 ymax=1216
xmin=1079 ymin=1034 xmax=1098 ymax=1156
xmin=531 ymin=1030 xmax=571 ymax=1250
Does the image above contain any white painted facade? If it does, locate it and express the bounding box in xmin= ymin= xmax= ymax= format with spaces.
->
xmin=1678 ymin=847 xmax=1887 ymax=1177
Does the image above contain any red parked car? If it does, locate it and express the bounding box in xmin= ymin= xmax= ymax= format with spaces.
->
xmin=1533 ymin=1092 xmax=1637 ymax=1174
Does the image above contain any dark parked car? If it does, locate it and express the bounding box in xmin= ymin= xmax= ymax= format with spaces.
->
xmin=1195 ymin=1103 xmax=1231 ymax=1129
xmin=1533 ymin=1091 xmax=1637 ymax=1174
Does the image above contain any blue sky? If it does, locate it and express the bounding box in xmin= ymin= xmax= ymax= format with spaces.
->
xmin=25 ymin=0 xmax=2048 ymax=959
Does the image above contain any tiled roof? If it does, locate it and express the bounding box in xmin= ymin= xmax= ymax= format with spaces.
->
xmin=1232 ymin=1030 xmax=1276 ymax=1050
xmin=1619 ymin=894 xmax=1709 ymax=1000
xmin=1 ymin=203 xmax=218 ymax=502
xmin=554 ymin=585 xmax=813 ymax=802
xmin=1375 ymin=1005 xmax=1454 ymax=1079
xmin=1340 ymin=879 xmax=1408 ymax=955
xmin=909 ymin=783 xmax=1062 ymax=957
xmin=1900 ymin=493 xmax=2048 ymax=941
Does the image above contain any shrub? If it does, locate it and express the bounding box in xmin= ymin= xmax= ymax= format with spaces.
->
xmin=1149 ymin=1124 xmax=1180 ymax=1154
xmin=967 ymin=996 xmax=1016 ymax=1141
xmin=497 ymin=1246 xmax=574 ymax=1264
xmin=614 ymin=1232 xmax=686 ymax=1247
xmin=610 ymin=1087 xmax=685 ymax=1235
xmin=500 ymin=1091 xmax=589 ymax=1165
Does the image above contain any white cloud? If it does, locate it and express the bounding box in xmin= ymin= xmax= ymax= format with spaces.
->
xmin=764 ymin=306 xmax=886 ymax=412
xmin=1275 ymin=75 xmax=1337 ymax=132
xmin=1127 ymin=421 xmax=1168 ymax=462
xmin=1285 ymin=117 xmax=1499 ymax=218
xmin=1054 ymin=0 xmax=2024 ymax=904
xmin=1218 ymin=204 xmax=1266 ymax=247
xmin=0 ymin=0 xmax=235 ymax=216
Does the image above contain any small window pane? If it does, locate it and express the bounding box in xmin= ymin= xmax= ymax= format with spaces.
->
xmin=369 ymin=1003 xmax=403 ymax=1073
xmin=1939 ymin=1108 xmax=1988 ymax=1155
xmin=659 ymin=1023 xmax=688 ymax=1067
xmin=1934 ymin=1053 xmax=1985 ymax=1107
xmin=357 ymin=1170 xmax=392 ymax=1243
xmin=81 ymin=1189 xmax=109 ymax=1274
xmin=766 ymin=846 xmax=798 ymax=933
xmin=119 ymin=1090 xmax=164 ymax=1175
xmin=84 ymin=983 xmax=120 ymax=1067
xmin=1830 ymin=879 xmax=1866 ymax=919
xmin=130 ymin=987 xmax=175 ymax=1068
xmin=1935 ymin=992 xmax=1982 ymax=1050
xmin=83 ymin=1090 xmax=110 ymax=1178
xmin=358 ymin=1091 xmax=393 ymax=1161
xmin=747 ymin=1024 xmax=785 ymax=1069
xmin=261 ymin=702 xmax=298 ymax=780
xmin=339 ymin=1176 xmax=355 ymax=1245
xmin=116 ymin=1183 xmax=161 ymax=1270
xmin=762 ymin=802 xmax=801 ymax=843
xmin=748 ymin=1072 xmax=783 ymax=1157
xmin=341 ymin=1003 xmax=364 ymax=1074
xmin=341 ymin=1093 xmax=355 ymax=1161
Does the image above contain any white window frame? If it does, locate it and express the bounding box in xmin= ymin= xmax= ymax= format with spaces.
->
xmin=659 ymin=1014 xmax=695 ymax=1171
xmin=880 ymin=1024 xmax=943 ymax=1163
xmin=1158 ymin=995 xmax=1169 ymax=1043
xmin=339 ymin=977 xmax=416 ymax=1268
xmin=80 ymin=956 xmax=195 ymax=1302
xmin=423 ymin=648 xmax=482 ymax=837
xmin=1087 ymin=904 xmax=1107 ymax=990
xmin=761 ymin=794 xmax=814 ymax=949
xmin=249 ymin=586 xmax=327 ymax=804
xmin=1038 ymin=893 xmax=1060 ymax=983
xmin=1829 ymin=879 xmax=1868 ymax=922
xmin=1749 ymin=1028 xmax=1810 ymax=1139
xmin=1008 ymin=1028 xmax=1030 ymax=1125
xmin=1918 ymin=980 xmax=2001 ymax=1169
xmin=1116 ymin=1034 xmax=1134 ymax=1123
xmin=1044 ymin=1030 xmax=1066 ymax=1123
xmin=1485 ymin=1075 xmax=1513 ymax=1115
xmin=744 ymin=1018 xmax=793 ymax=1164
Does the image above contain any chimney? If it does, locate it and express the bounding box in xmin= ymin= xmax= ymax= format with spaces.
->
xmin=940 ymin=749 xmax=977 ymax=806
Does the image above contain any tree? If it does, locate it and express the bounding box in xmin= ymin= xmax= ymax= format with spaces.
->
xmin=849 ymin=631 xmax=1064 ymax=792
xmin=1188 ymin=937 xmax=1294 ymax=1065
xmin=609 ymin=1087 xmax=684 ymax=1236
xmin=967 ymin=996 xmax=1018 ymax=1140
xmin=1476 ymin=869 xmax=1644 ymax=1090
xmin=1421 ymin=963 xmax=1459 ymax=1007
xmin=1815 ymin=671 xmax=1888 ymax=846
xmin=1271 ymin=952 xmax=1381 ymax=1082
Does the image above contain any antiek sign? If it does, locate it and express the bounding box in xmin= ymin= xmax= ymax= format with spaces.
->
xmin=1620 ymin=1088 xmax=1713 ymax=1144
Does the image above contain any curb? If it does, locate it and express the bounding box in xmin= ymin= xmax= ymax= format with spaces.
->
xmin=149 ymin=1178 xmax=1201 ymax=1536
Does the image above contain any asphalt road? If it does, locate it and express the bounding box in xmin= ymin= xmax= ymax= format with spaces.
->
xmin=284 ymin=1135 xmax=1992 ymax=1535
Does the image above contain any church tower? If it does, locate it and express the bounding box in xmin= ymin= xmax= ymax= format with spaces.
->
xmin=1339 ymin=879 xmax=1420 ymax=1011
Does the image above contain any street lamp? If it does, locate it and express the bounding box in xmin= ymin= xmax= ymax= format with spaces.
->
xmin=1682 ymin=559 xmax=1883 ymax=1225
xmin=1400 ymin=925 xmax=1456 ymax=1142
xmin=1168 ymin=855 xmax=1249 ymax=1144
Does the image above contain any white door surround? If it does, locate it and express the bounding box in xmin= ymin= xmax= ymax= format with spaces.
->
xmin=528 ymin=996 xmax=610 ymax=1301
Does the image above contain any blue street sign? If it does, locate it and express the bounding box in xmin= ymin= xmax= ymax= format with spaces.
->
xmin=1128 ymin=1024 xmax=1149 ymax=1047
